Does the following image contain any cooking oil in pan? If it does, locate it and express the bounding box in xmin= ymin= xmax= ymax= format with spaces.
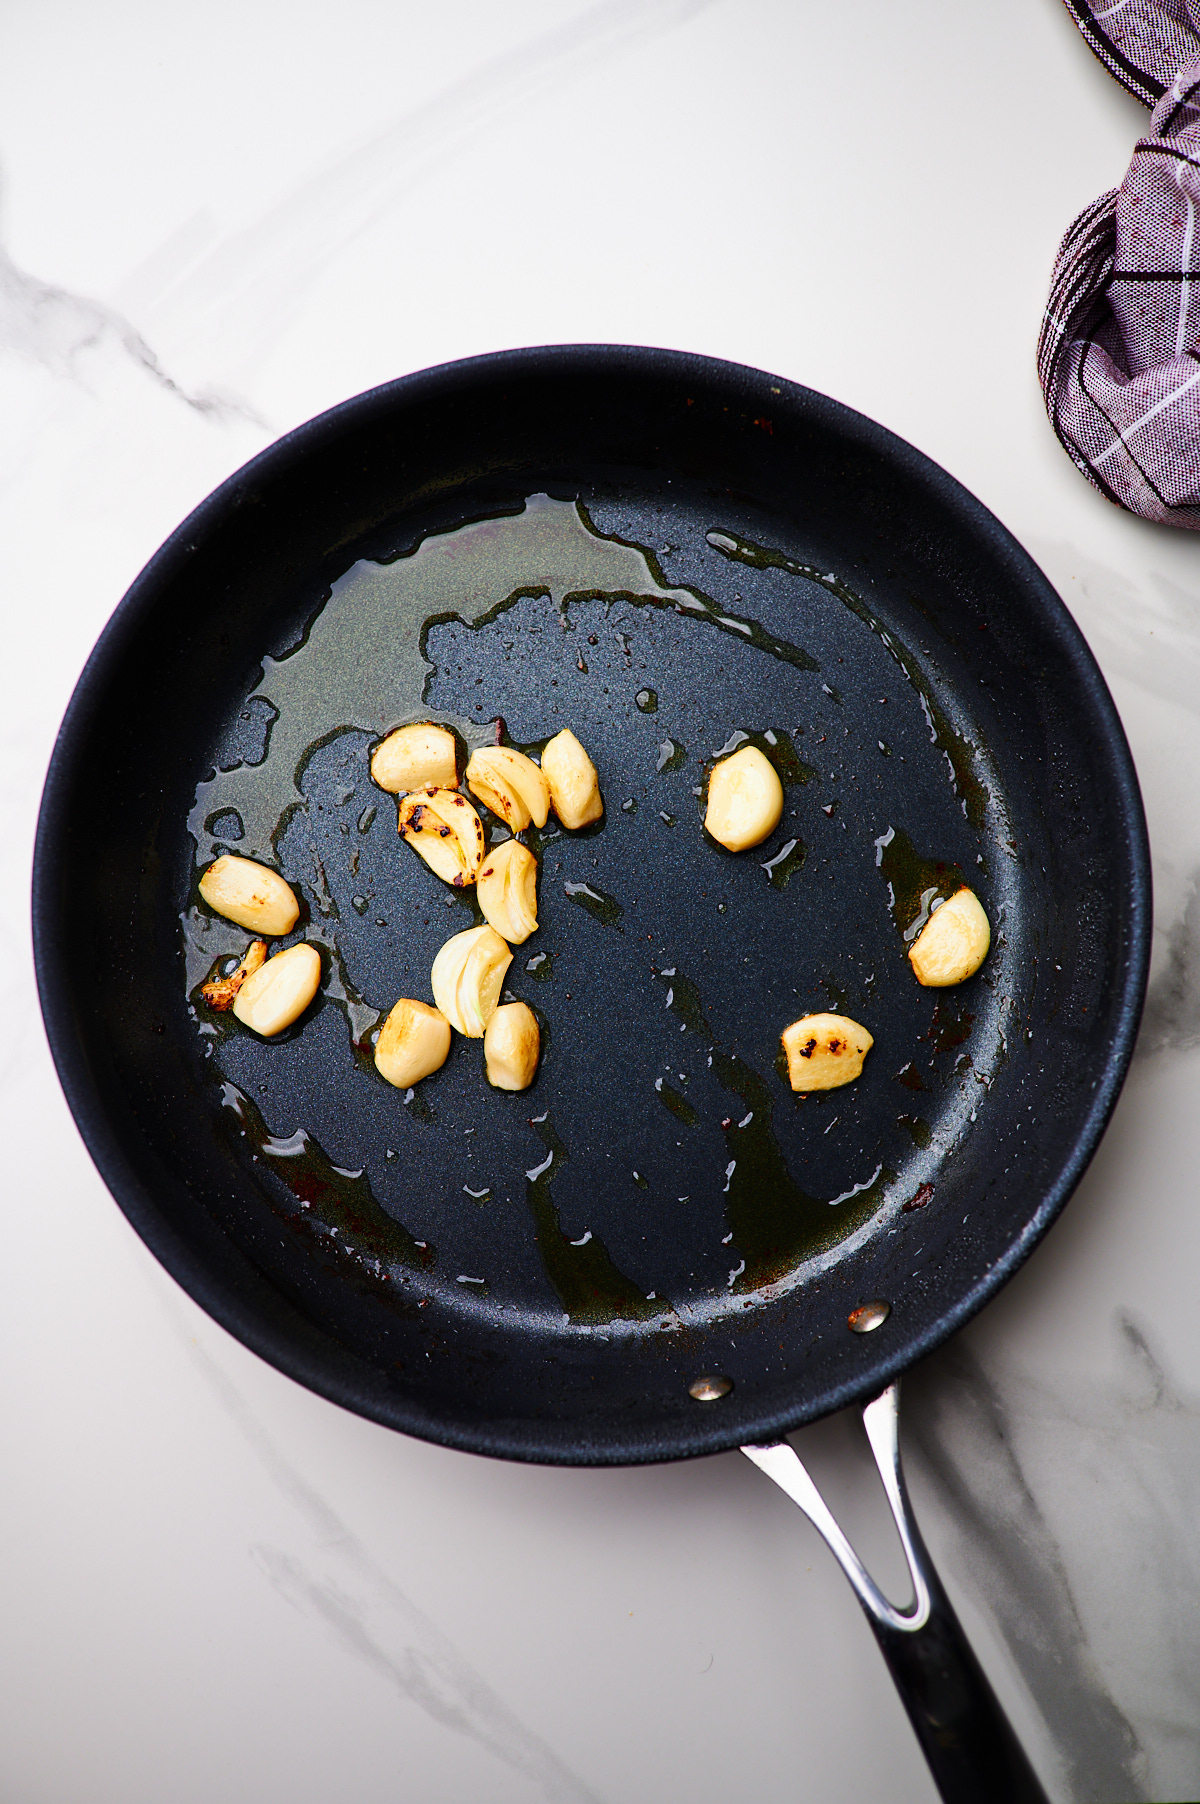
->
xmin=183 ymin=492 xmax=1007 ymax=1330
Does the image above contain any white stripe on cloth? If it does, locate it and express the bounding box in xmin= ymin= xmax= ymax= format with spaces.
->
xmin=1175 ymin=163 xmax=1196 ymax=358
xmin=1092 ymin=366 xmax=1200 ymax=465
xmin=1093 ymin=0 xmax=1129 ymax=19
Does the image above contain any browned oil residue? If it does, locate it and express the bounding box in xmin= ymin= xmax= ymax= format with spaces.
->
xmin=220 ymin=1081 xmax=434 ymax=1277
xmin=524 ymin=1115 xmax=664 ymax=1326
xmin=902 ymin=1182 xmax=935 ymax=1213
xmin=928 ymin=1001 xmax=976 ymax=1054
xmin=895 ymin=1061 xmax=928 ymax=1092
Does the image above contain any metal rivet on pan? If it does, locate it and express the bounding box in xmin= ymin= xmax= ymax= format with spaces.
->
xmin=689 ymin=1374 xmax=734 ymax=1402
xmin=848 ymin=1300 xmax=891 ymax=1334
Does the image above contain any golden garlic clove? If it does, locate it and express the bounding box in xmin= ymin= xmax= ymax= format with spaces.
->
xmin=374 ymin=997 xmax=452 ymax=1088
xmin=198 ymin=855 xmax=300 ymax=936
xmin=704 ymin=745 xmax=783 ymax=852
xmin=541 ymin=729 xmax=603 ymax=830
xmin=371 ymin=722 xmax=458 ymax=794
xmin=232 ymin=942 xmax=322 ymax=1038
xmin=908 ymin=888 xmax=991 ymax=986
xmin=200 ymin=939 xmax=267 ymax=1010
xmin=465 ymin=746 xmax=550 ymax=830
xmin=430 ymin=925 xmax=513 ymax=1037
xmin=484 ymin=1001 xmax=540 ymax=1091
xmin=396 ymin=786 xmax=486 ymax=887
xmin=476 ymin=839 xmax=539 ymax=944
xmin=781 ymin=1012 xmax=874 ymax=1092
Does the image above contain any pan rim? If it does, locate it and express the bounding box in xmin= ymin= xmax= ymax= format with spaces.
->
xmin=32 ymin=344 xmax=1152 ymax=1464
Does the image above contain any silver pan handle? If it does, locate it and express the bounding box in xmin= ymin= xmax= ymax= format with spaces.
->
xmin=742 ymin=1385 xmax=1051 ymax=1804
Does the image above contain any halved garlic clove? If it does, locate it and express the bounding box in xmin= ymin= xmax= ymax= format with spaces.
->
xmin=541 ymin=729 xmax=603 ymax=829
xmin=465 ymin=746 xmax=550 ymax=830
xmin=371 ymin=722 xmax=458 ymax=794
xmin=430 ymin=925 xmax=512 ymax=1037
xmin=484 ymin=1001 xmax=540 ymax=1091
xmin=374 ymin=997 xmax=452 ymax=1088
xmin=705 ymin=745 xmax=783 ymax=852
xmin=396 ymin=786 xmax=486 ymax=887
xmin=781 ymin=1012 xmax=874 ymax=1092
xmin=198 ymin=855 xmax=300 ymax=936
xmin=200 ymin=939 xmax=267 ymax=1010
xmin=476 ymin=839 xmax=539 ymax=944
xmin=232 ymin=942 xmax=322 ymax=1038
xmin=908 ymin=888 xmax=990 ymax=986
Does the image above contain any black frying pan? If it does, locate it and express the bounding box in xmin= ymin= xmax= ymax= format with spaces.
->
xmin=33 ymin=347 xmax=1149 ymax=1802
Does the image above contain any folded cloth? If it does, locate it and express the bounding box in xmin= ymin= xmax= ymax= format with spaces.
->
xmin=1040 ymin=2 xmax=1200 ymax=526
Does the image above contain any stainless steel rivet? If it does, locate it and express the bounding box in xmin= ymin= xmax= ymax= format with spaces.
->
xmin=689 ymin=1374 xmax=734 ymax=1401
xmin=848 ymin=1300 xmax=891 ymax=1334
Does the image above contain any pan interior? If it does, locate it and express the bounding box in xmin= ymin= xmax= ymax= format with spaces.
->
xmin=187 ymin=491 xmax=1013 ymax=1348
xmin=39 ymin=354 xmax=1144 ymax=1462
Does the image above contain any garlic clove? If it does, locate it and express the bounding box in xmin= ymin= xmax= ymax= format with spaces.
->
xmin=465 ymin=746 xmax=550 ymax=830
xmin=198 ymin=855 xmax=300 ymax=936
xmin=374 ymin=997 xmax=452 ymax=1088
xmin=371 ymin=722 xmax=458 ymax=793
xmin=396 ymin=786 xmax=486 ymax=887
xmin=233 ymin=943 xmax=322 ymax=1038
xmin=704 ymin=745 xmax=783 ymax=852
xmin=430 ymin=925 xmax=512 ymax=1037
xmin=541 ymin=729 xmax=603 ymax=829
xmin=200 ymin=939 xmax=267 ymax=1010
xmin=484 ymin=1001 xmax=540 ymax=1091
xmin=781 ymin=1012 xmax=874 ymax=1092
xmin=908 ymin=888 xmax=990 ymax=986
xmin=476 ymin=839 xmax=539 ymax=944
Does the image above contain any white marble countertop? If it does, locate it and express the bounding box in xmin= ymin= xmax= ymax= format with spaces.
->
xmin=4 ymin=4 xmax=1200 ymax=1799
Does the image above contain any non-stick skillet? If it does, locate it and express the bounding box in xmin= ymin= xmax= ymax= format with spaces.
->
xmin=33 ymin=347 xmax=1149 ymax=1803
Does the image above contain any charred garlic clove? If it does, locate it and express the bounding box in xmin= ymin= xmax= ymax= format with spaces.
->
xmin=781 ymin=1012 xmax=874 ymax=1092
xmin=908 ymin=888 xmax=990 ymax=986
xmin=200 ymin=939 xmax=267 ymax=1010
xmin=465 ymin=746 xmax=550 ymax=831
xmin=476 ymin=839 xmax=539 ymax=944
xmin=484 ymin=1001 xmax=540 ymax=1091
xmin=430 ymin=925 xmax=513 ymax=1037
xmin=198 ymin=855 xmax=300 ymax=936
xmin=541 ymin=729 xmax=603 ymax=830
xmin=396 ymin=786 xmax=486 ymax=887
xmin=232 ymin=942 xmax=322 ymax=1038
xmin=374 ymin=997 xmax=452 ymax=1088
xmin=704 ymin=745 xmax=783 ymax=852
xmin=371 ymin=721 xmax=458 ymax=794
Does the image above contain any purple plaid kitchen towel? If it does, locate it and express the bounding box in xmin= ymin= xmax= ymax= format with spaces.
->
xmin=1039 ymin=2 xmax=1200 ymax=526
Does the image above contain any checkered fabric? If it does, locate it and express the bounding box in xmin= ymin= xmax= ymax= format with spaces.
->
xmin=1040 ymin=2 xmax=1200 ymax=526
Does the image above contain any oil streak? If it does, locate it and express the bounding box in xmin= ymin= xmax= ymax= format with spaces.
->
xmin=220 ymin=1081 xmax=434 ymax=1278
xmin=523 ymin=1116 xmax=663 ymax=1325
xmin=706 ymin=526 xmax=989 ymax=828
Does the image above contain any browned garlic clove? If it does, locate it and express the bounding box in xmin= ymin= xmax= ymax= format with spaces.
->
xmin=374 ymin=997 xmax=452 ymax=1088
xmin=465 ymin=746 xmax=550 ymax=831
xmin=370 ymin=722 xmax=458 ymax=794
xmin=232 ymin=943 xmax=322 ymax=1038
xmin=430 ymin=925 xmax=512 ymax=1037
xmin=476 ymin=839 xmax=539 ymax=944
xmin=484 ymin=1001 xmax=540 ymax=1091
xmin=908 ymin=888 xmax=991 ymax=986
xmin=198 ymin=855 xmax=300 ymax=936
xmin=200 ymin=939 xmax=267 ymax=1010
xmin=396 ymin=786 xmax=486 ymax=887
xmin=704 ymin=745 xmax=783 ymax=852
xmin=781 ymin=1012 xmax=873 ymax=1092
xmin=541 ymin=729 xmax=603 ymax=830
